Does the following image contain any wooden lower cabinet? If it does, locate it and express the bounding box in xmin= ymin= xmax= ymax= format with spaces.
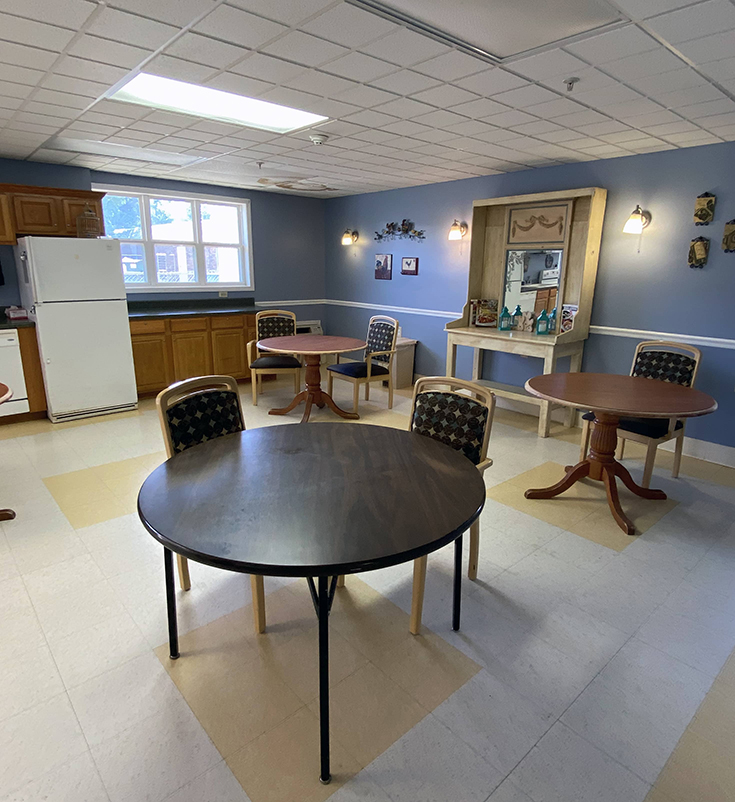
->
xmin=130 ymin=313 xmax=254 ymax=395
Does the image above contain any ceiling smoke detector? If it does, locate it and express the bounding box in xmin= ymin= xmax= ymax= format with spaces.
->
xmin=564 ymin=76 xmax=580 ymax=92
xmin=309 ymin=134 xmax=329 ymax=145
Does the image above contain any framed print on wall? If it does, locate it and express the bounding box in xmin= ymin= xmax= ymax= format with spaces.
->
xmin=375 ymin=253 xmax=392 ymax=280
xmin=401 ymin=256 xmax=418 ymax=275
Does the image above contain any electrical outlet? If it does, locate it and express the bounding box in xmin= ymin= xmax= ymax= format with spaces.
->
xmin=218 ymin=290 xmax=228 ymax=297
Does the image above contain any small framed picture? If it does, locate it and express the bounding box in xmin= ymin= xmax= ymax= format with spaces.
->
xmin=375 ymin=253 xmax=392 ymax=280
xmin=401 ymin=256 xmax=419 ymax=275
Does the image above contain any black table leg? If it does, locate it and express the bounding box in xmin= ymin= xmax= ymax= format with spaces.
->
xmin=452 ymin=534 xmax=463 ymax=631
xmin=318 ymin=575 xmax=331 ymax=784
xmin=164 ymin=548 xmax=179 ymax=659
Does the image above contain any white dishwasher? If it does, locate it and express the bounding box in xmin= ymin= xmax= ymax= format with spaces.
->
xmin=0 ymin=330 xmax=29 ymax=416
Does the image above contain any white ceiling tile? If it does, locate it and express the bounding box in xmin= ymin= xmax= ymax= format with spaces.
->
xmin=26 ymin=100 xmax=83 ymax=118
xmin=166 ymin=34 xmax=245 ymax=69
xmin=697 ymin=111 xmax=735 ymax=128
xmin=5 ymin=120 xmax=60 ymax=134
xmin=564 ymin=136 xmax=604 ymax=149
xmin=537 ymin=128 xmax=592 ymax=143
xmin=656 ymin=84 xmax=724 ymax=108
xmin=603 ymin=98 xmax=664 ymax=118
xmin=107 ymin=0 xmax=215 ymax=26
xmin=676 ymin=98 xmax=735 ymax=118
xmin=628 ymin=68 xmax=705 ymax=97
xmin=510 ymin=49 xmax=588 ymax=80
xmin=301 ymin=4 xmax=396 ymax=48
xmin=413 ymin=51 xmax=486 ymax=82
xmin=333 ymin=84 xmax=396 ymax=108
xmin=677 ymin=30 xmax=735 ymax=64
xmin=88 ymin=8 xmax=178 ymax=49
xmin=412 ymin=84 xmax=477 ymax=108
xmin=575 ymin=84 xmax=644 ymax=107
xmin=359 ymin=27 xmax=449 ymax=68
xmin=93 ymin=99 xmax=150 ymax=118
xmin=492 ymin=84 xmax=560 ymax=108
xmin=644 ymin=120 xmax=699 ymax=134
xmin=603 ymin=48 xmax=685 ymax=82
xmin=600 ymin=129 xmax=653 ymax=143
xmin=701 ymin=57 xmax=735 ymax=83
xmin=371 ymin=96 xmax=433 ymax=118
xmin=227 ymin=0 xmax=334 ymax=26
xmin=412 ymin=108 xmax=468 ymax=128
xmin=624 ymin=109 xmax=682 ymax=126
xmin=341 ymin=109 xmax=399 ymax=128
xmin=0 ymin=64 xmax=44 ymax=86
xmin=646 ymin=0 xmax=735 ymax=44
xmin=447 ymin=98 xmax=508 ymax=118
xmin=230 ymin=53 xmax=304 ymax=84
xmin=68 ymin=36 xmax=150 ymax=69
xmin=663 ymin=129 xmax=722 ymax=143
xmin=552 ymin=109 xmax=609 ymax=127
xmin=323 ymin=52 xmax=393 ymax=82
xmin=481 ymin=109 xmax=538 ymax=127
xmin=524 ymin=97 xmax=586 ymax=118
xmin=54 ymin=56 xmax=130 ymax=86
xmin=205 ymin=72 xmax=273 ymax=96
xmin=0 ymin=41 xmax=57 ymax=71
xmin=262 ymin=32 xmax=348 ymax=68
xmin=574 ymin=120 xmax=632 ymax=135
xmin=380 ymin=120 xmax=432 ymax=137
xmin=0 ymin=83 xmax=33 ymax=100
xmin=565 ymin=26 xmax=658 ymax=64
xmin=511 ymin=120 xmax=564 ymax=135
xmin=195 ymin=6 xmax=287 ymax=48
xmin=441 ymin=119 xmax=496 ymax=136
xmin=146 ymin=55 xmax=216 ymax=83
xmin=14 ymin=110 xmax=71 ymax=127
xmin=0 ymin=12 xmax=75 ymax=51
xmin=454 ymin=68 xmax=527 ymax=96
xmin=0 ymin=0 xmax=96 ymax=27
xmin=299 ymin=97 xmax=361 ymax=117
xmin=41 ymin=73 xmax=108 ymax=98
xmin=371 ymin=69 xmax=440 ymax=95
xmin=539 ymin=67 xmax=615 ymax=94
xmin=282 ymin=70 xmax=355 ymax=98
xmin=473 ymin=127 xmax=527 ymax=143
xmin=409 ymin=128 xmax=458 ymax=143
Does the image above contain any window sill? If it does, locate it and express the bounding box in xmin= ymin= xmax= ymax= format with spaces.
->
xmin=125 ymin=284 xmax=255 ymax=294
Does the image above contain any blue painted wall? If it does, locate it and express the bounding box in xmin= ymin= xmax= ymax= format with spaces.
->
xmin=324 ymin=141 xmax=735 ymax=448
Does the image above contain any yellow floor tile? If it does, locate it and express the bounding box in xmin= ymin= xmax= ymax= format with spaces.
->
xmin=308 ymin=662 xmax=427 ymax=767
xmin=227 ymin=707 xmax=361 ymax=802
xmin=716 ymin=655 xmax=735 ymax=692
xmin=62 ymin=498 xmax=129 ymax=529
xmin=655 ymin=729 xmax=735 ymax=802
xmin=645 ymin=788 xmax=677 ymax=802
xmin=688 ymin=687 xmax=735 ymax=755
xmin=711 ymin=465 xmax=735 ymax=488
xmin=44 ymin=469 xmax=111 ymax=507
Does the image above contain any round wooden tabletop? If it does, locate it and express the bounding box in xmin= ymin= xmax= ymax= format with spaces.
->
xmin=526 ymin=373 xmax=717 ymax=418
xmin=138 ymin=423 xmax=485 ymax=577
xmin=258 ymin=334 xmax=366 ymax=356
xmin=0 ymin=383 xmax=12 ymax=405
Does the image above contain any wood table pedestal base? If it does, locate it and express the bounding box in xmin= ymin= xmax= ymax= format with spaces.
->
xmin=524 ymin=411 xmax=666 ymax=535
xmin=269 ymin=353 xmax=360 ymax=424
xmin=0 ymin=509 xmax=15 ymax=522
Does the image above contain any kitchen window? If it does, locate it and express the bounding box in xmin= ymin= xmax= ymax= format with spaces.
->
xmin=96 ymin=187 xmax=253 ymax=292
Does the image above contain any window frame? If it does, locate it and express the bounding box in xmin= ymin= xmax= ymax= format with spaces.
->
xmin=93 ymin=184 xmax=254 ymax=293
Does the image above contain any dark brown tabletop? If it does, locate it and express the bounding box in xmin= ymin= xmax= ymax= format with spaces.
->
xmin=137 ymin=423 xmax=486 ymax=577
xmin=258 ymin=334 xmax=365 ymax=356
xmin=526 ymin=373 xmax=717 ymax=418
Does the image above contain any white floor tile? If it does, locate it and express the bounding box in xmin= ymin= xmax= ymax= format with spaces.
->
xmin=23 ymin=553 xmax=106 ymax=605
xmin=508 ymin=723 xmax=650 ymax=802
xmin=329 ymin=775 xmax=393 ymax=802
xmin=162 ymin=761 xmax=251 ymax=802
xmin=0 ymin=643 xmax=65 ymax=722
xmin=0 ymin=752 xmax=109 ymax=802
xmin=539 ymin=530 xmax=618 ymax=572
xmin=487 ymin=779 xmax=535 ymax=801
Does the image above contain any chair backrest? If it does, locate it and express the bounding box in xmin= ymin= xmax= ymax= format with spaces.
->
xmin=156 ymin=375 xmax=244 ymax=458
xmin=256 ymin=309 xmax=296 ymax=341
xmin=630 ymin=340 xmax=701 ymax=388
xmin=365 ymin=315 xmax=398 ymax=364
xmin=408 ymin=377 xmax=495 ymax=466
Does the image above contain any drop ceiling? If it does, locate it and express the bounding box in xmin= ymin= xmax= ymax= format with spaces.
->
xmin=0 ymin=0 xmax=734 ymax=196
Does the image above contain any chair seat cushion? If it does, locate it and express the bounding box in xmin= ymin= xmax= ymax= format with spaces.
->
xmin=250 ymin=355 xmax=301 ymax=370
xmin=582 ymin=410 xmax=683 ymax=439
xmin=327 ymin=361 xmax=389 ymax=379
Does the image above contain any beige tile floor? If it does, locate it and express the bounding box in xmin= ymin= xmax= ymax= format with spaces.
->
xmin=0 ymin=374 xmax=734 ymax=802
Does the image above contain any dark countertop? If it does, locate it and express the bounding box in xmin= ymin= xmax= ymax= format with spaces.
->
xmin=0 ymin=313 xmax=34 ymax=329
xmin=127 ymin=299 xmax=270 ymax=319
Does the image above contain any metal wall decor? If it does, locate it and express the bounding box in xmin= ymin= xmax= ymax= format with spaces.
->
xmin=722 ymin=220 xmax=735 ymax=252
xmin=374 ymin=219 xmax=425 ymax=242
xmin=688 ymin=236 xmax=709 ymax=268
xmin=694 ymin=193 xmax=716 ymax=225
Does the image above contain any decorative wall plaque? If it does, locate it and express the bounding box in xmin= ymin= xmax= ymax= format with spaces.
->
xmin=688 ymin=237 xmax=709 ymax=268
xmin=694 ymin=193 xmax=716 ymax=226
xmin=508 ymin=204 xmax=569 ymax=245
xmin=722 ymin=220 xmax=735 ymax=252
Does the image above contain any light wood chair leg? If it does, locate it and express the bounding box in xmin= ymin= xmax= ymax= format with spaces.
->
xmin=353 ymin=382 xmax=360 ymax=413
xmin=177 ymin=554 xmax=191 ymax=591
xmin=251 ymin=372 xmax=258 ymax=406
xmin=258 ymin=375 xmax=264 ymax=394
xmin=293 ymin=370 xmax=300 ymax=393
xmin=388 ymin=375 xmax=394 ymax=409
xmin=250 ymin=575 xmax=265 ymax=634
xmin=410 ymin=555 xmax=427 ymax=635
xmin=579 ymin=417 xmax=591 ymax=461
xmin=336 ymin=575 xmax=345 ymax=588
xmin=617 ymin=438 xmax=625 ymax=460
xmin=672 ymin=432 xmax=684 ymax=478
xmin=468 ymin=520 xmax=479 ymax=581
xmin=365 ymin=380 xmax=370 ymax=400
xmin=642 ymin=441 xmax=657 ymax=488
xmin=327 ymin=372 xmax=333 ymax=396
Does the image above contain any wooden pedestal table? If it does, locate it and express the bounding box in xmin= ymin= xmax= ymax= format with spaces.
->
xmin=137 ymin=423 xmax=485 ymax=784
xmin=523 ymin=373 xmax=717 ymax=535
xmin=258 ymin=334 xmax=366 ymax=423
xmin=0 ymin=383 xmax=15 ymax=521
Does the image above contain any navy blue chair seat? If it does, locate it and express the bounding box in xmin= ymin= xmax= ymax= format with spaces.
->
xmin=327 ymin=361 xmax=389 ymax=379
xmin=581 ymin=410 xmax=682 ymax=440
xmin=250 ymin=355 xmax=301 ymax=370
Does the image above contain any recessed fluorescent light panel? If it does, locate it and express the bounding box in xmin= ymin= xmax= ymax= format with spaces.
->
xmin=110 ymin=73 xmax=328 ymax=133
xmin=46 ymin=137 xmax=200 ymax=166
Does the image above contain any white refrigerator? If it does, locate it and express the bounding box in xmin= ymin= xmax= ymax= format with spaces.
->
xmin=14 ymin=237 xmax=138 ymax=423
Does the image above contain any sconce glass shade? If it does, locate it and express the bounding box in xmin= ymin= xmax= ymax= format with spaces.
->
xmin=448 ymin=220 xmax=467 ymax=240
xmin=623 ymin=205 xmax=650 ymax=234
xmin=341 ymin=229 xmax=358 ymax=245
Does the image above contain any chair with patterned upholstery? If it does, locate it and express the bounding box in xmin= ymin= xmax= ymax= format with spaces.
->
xmin=247 ymin=310 xmax=302 ymax=406
xmin=326 ymin=315 xmax=399 ymax=413
xmin=156 ymin=375 xmax=267 ymax=633
xmin=579 ymin=340 xmax=702 ymax=487
xmin=406 ymin=377 xmax=495 ymax=635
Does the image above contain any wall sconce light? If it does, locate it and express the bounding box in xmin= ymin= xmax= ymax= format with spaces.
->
xmin=622 ymin=205 xmax=651 ymax=234
xmin=448 ymin=220 xmax=467 ymax=241
xmin=341 ymin=229 xmax=358 ymax=245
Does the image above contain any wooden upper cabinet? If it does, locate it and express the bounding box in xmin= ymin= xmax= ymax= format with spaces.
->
xmin=12 ymin=194 xmax=60 ymax=234
xmin=62 ymin=197 xmax=105 ymax=235
xmin=0 ymin=194 xmax=14 ymax=244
